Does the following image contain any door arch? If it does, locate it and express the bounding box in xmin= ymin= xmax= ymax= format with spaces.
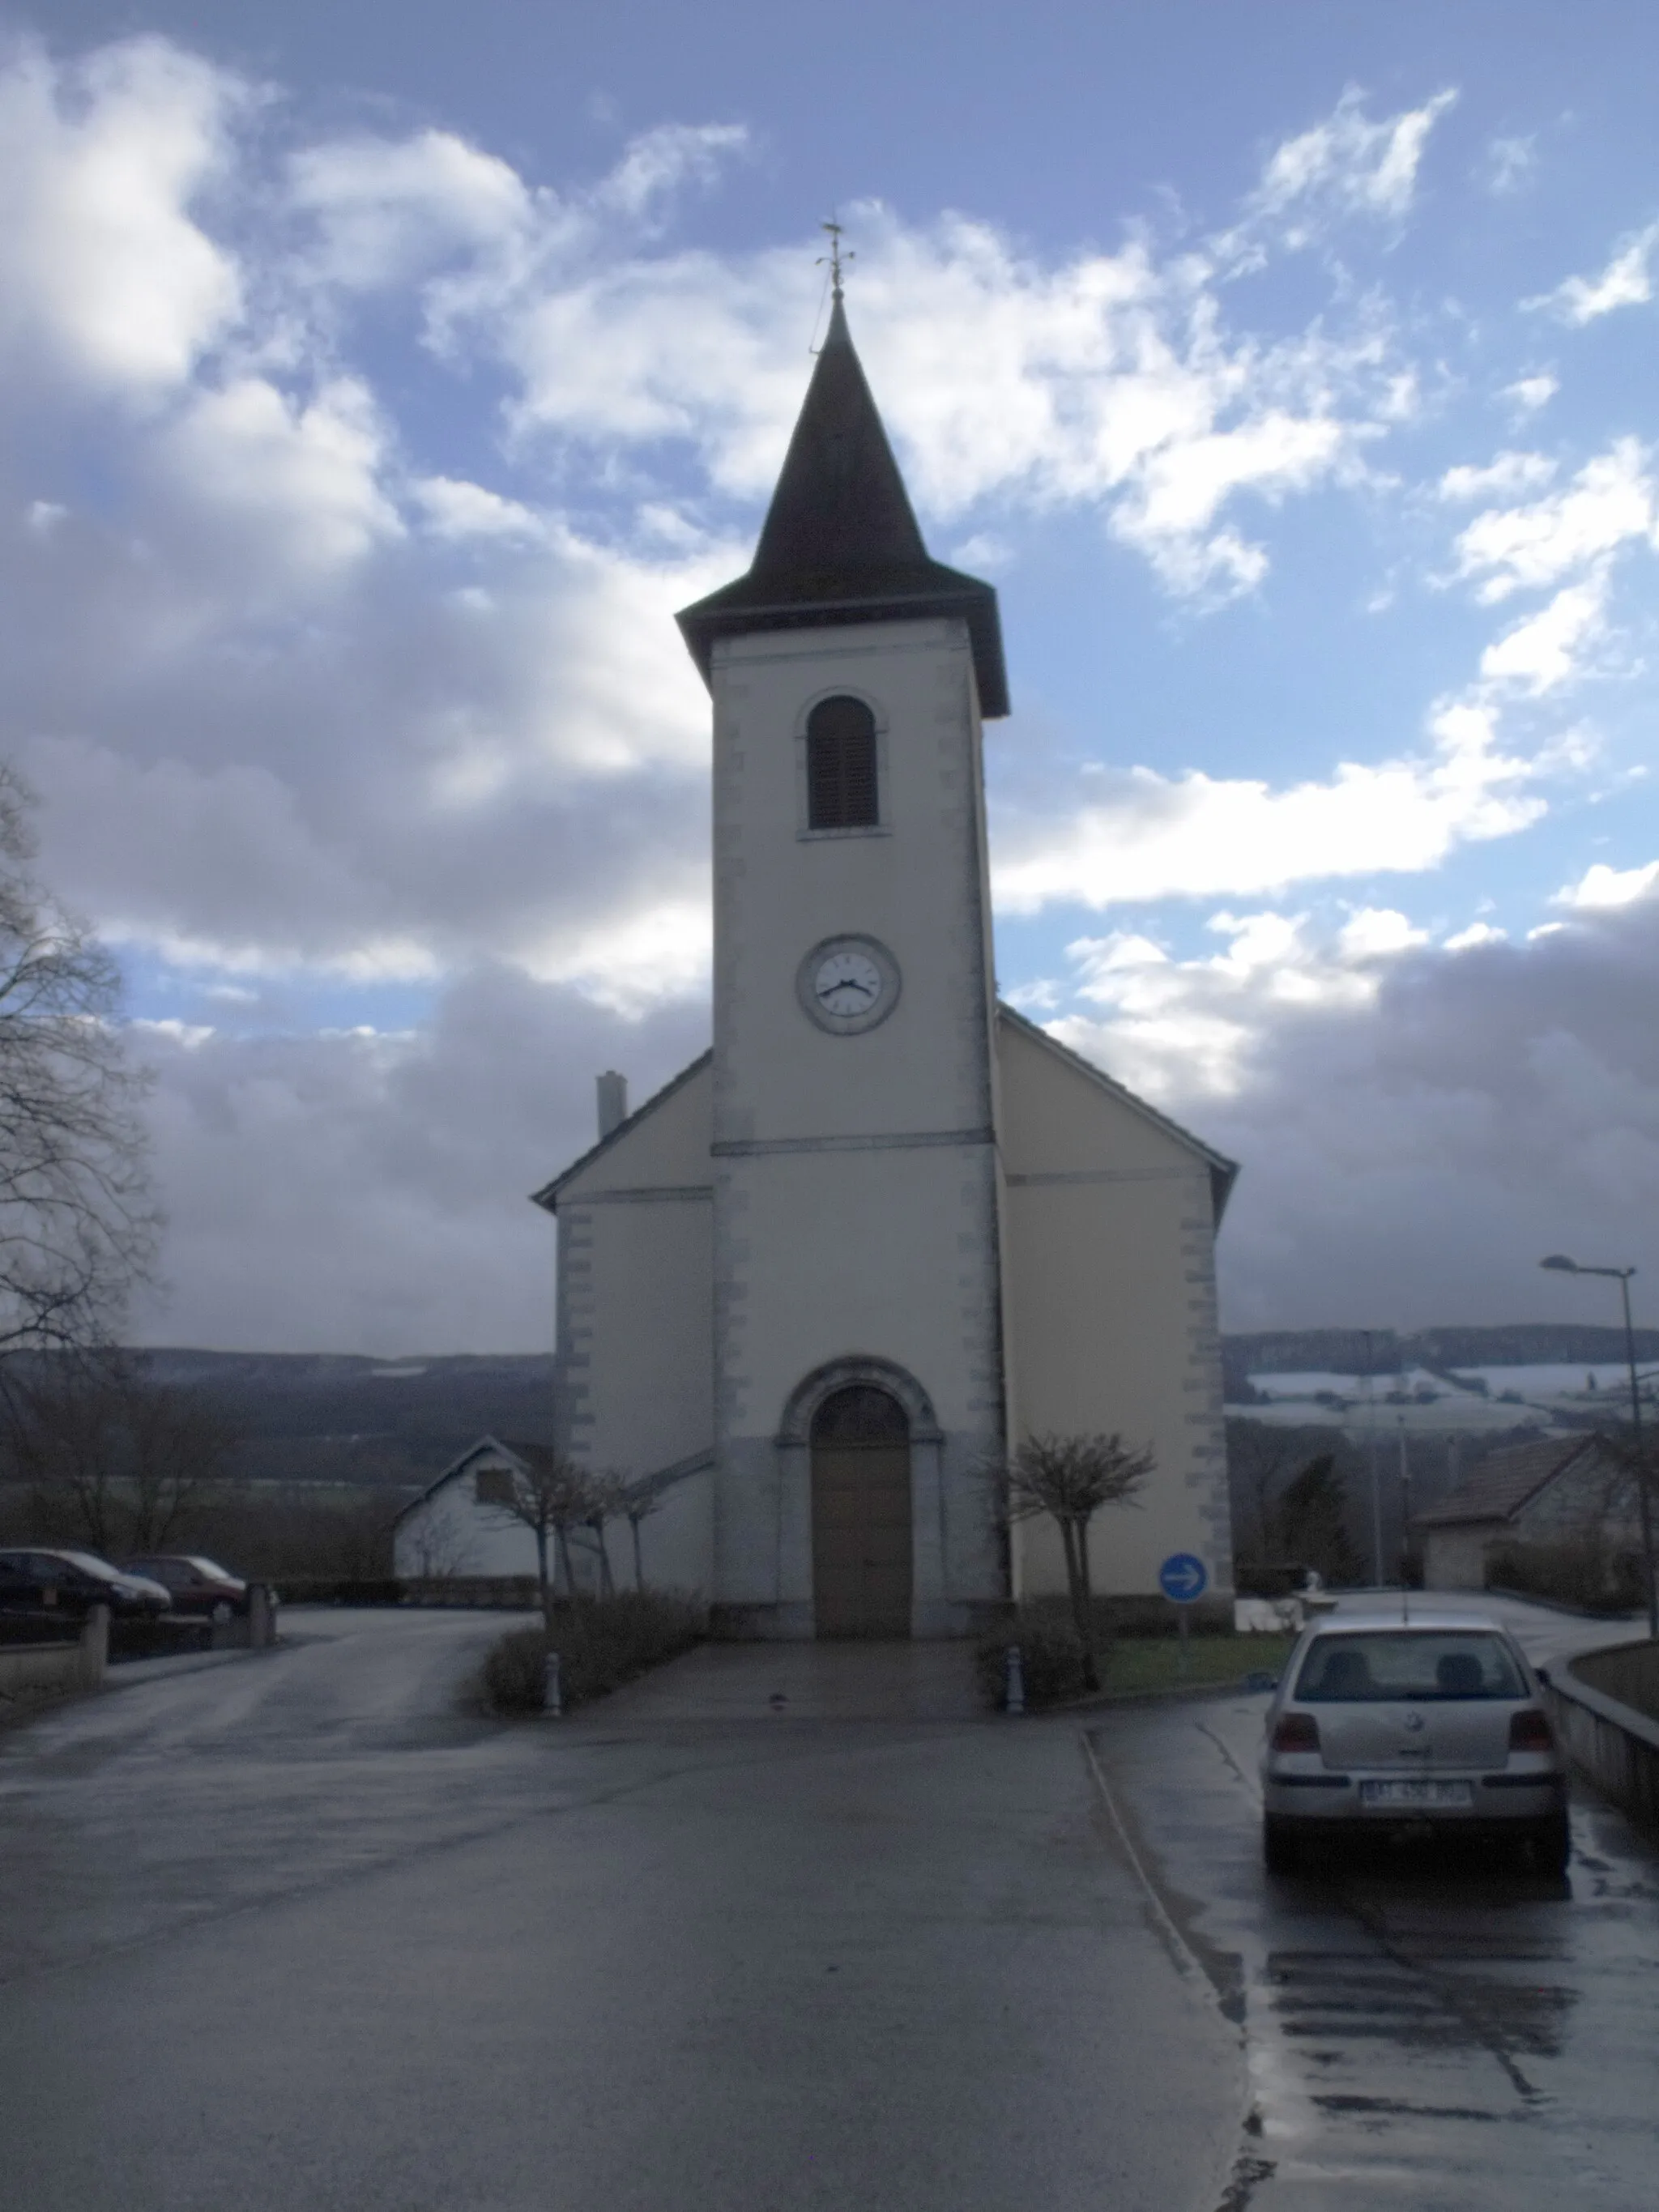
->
xmin=810 ymin=1384 xmax=913 ymax=1639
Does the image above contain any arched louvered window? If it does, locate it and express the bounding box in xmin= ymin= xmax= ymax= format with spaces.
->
xmin=806 ymin=695 xmax=879 ymax=829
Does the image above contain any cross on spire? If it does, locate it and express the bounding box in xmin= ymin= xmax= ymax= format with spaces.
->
xmin=819 ymin=216 xmax=852 ymax=303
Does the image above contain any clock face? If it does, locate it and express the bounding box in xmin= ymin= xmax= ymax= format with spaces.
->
xmin=814 ymin=949 xmax=883 ymax=1016
xmin=796 ymin=936 xmax=900 ymax=1034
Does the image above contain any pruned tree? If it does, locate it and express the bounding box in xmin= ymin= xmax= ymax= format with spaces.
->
xmin=581 ymin=1470 xmax=630 ymax=1597
xmin=479 ymin=1447 xmax=604 ymax=1623
xmin=1003 ymin=1431 xmax=1154 ymax=1691
xmin=0 ymin=763 xmax=157 ymax=1357
xmin=621 ymin=1478 xmax=663 ymax=1592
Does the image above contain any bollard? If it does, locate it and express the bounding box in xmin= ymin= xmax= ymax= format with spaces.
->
xmin=1004 ymin=1643 xmax=1026 ymax=1716
xmin=79 ymin=1602 xmax=109 ymax=1691
xmin=248 ymin=1583 xmax=274 ymax=1650
xmin=543 ymin=1649 xmax=563 ymax=1718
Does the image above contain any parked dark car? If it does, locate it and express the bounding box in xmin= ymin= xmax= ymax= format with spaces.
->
xmin=0 ymin=1548 xmax=172 ymax=1621
xmin=120 ymin=1554 xmax=260 ymax=1621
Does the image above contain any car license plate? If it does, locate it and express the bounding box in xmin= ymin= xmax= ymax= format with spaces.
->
xmin=1359 ymin=1779 xmax=1473 ymax=1808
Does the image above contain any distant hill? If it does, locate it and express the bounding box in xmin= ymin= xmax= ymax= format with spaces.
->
xmin=108 ymin=1350 xmax=557 ymax=1492
xmin=7 ymin=1332 xmax=1646 ymax=1496
xmin=1222 ymin=1324 xmax=1659 ymax=1399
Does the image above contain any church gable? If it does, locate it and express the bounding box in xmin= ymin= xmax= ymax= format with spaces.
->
xmin=996 ymin=1002 xmax=1233 ymax=1596
xmin=995 ymin=1004 xmax=1236 ymax=1225
xmin=534 ymin=1053 xmax=713 ymax=1211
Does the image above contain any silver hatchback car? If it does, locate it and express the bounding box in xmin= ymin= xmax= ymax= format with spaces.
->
xmin=1260 ymin=1613 xmax=1569 ymax=1874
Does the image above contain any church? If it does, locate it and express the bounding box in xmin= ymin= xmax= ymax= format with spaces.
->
xmin=531 ymin=287 xmax=1237 ymax=1639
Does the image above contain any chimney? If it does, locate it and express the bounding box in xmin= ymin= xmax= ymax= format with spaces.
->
xmin=596 ymin=1071 xmax=628 ymax=1139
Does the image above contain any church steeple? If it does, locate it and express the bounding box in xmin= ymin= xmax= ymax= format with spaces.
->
xmin=677 ymin=299 xmax=1009 ymax=717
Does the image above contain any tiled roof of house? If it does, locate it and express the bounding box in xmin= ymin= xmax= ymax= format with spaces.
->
xmin=1414 ymin=1434 xmax=1602 ymax=1528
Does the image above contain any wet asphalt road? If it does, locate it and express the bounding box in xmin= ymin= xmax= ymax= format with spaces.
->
xmin=1090 ymin=1594 xmax=1659 ymax=2212
xmin=0 ymin=1613 xmax=1237 ymax=2212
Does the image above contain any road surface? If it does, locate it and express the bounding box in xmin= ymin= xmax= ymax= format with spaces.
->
xmin=0 ymin=1610 xmax=1237 ymax=2212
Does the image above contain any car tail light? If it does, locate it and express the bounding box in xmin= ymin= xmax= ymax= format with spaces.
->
xmin=1508 ymin=1707 xmax=1553 ymax=1753
xmin=1271 ymin=1712 xmax=1320 ymax=1753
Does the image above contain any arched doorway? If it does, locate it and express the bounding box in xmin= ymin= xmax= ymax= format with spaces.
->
xmin=810 ymin=1384 xmax=912 ymax=1639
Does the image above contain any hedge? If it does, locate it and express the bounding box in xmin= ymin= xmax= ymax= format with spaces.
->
xmin=482 ymin=1591 xmax=704 ymax=1715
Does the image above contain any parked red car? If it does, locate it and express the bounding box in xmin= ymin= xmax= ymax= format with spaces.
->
xmin=120 ymin=1554 xmax=262 ymax=1621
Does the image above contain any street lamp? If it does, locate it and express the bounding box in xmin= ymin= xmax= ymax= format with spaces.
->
xmin=1539 ymin=1254 xmax=1658 ymax=1638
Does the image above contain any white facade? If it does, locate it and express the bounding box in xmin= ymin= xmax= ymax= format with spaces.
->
xmin=394 ymin=1440 xmax=547 ymax=1583
xmin=532 ymin=300 xmax=1236 ymax=1636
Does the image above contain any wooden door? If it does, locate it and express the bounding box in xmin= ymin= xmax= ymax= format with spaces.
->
xmin=810 ymin=1386 xmax=912 ymax=1639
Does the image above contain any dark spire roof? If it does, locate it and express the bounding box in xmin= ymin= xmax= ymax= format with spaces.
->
xmin=676 ymin=298 xmax=1009 ymax=716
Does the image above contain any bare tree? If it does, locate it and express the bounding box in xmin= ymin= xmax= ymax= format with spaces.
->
xmin=2 ymin=1350 xmax=129 ymax=1555
xmin=1003 ymin=1432 xmax=1154 ymax=1692
xmin=0 ymin=1350 xmax=237 ymax=1556
xmin=0 ymin=763 xmax=157 ymax=1357
xmin=122 ymin=1371 xmax=238 ymax=1552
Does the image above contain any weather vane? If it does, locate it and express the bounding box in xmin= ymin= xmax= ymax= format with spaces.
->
xmin=819 ymin=215 xmax=853 ymax=302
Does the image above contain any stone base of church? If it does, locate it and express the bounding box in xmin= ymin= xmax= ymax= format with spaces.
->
xmin=706 ymin=1598 xmax=1008 ymax=1642
xmin=707 ymin=1602 xmax=816 ymax=1641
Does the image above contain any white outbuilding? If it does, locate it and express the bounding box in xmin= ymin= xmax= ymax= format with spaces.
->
xmin=531 ymin=292 xmax=1238 ymax=1638
xmin=393 ymin=1438 xmax=564 ymax=1588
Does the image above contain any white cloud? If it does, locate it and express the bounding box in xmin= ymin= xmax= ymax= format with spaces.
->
xmin=589 ymin=121 xmax=749 ymax=224
xmin=1444 ymin=921 xmax=1506 ymax=950
xmin=1450 ymin=437 xmax=1655 ymax=602
xmin=1056 ymin=909 xmax=1381 ymax=1099
xmin=1481 ymin=136 xmax=1537 ymax=197
xmin=0 ymin=36 xmax=243 ymax=394
xmin=1554 ymin=859 xmax=1659 ymax=910
xmin=1502 ymin=372 xmax=1558 ymax=416
xmin=456 ymin=188 xmax=1410 ymax=600
xmin=1478 ymin=571 xmax=1608 ymax=693
xmin=991 ymin=695 xmax=1541 ymax=913
xmin=1338 ymin=906 xmax=1427 ymax=959
xmin=1533 ymin=220 xmax=1659 ymax=325
xmin=412 ymin=476 xmax=545 ymax=543
xmin=1221 ymin=87 xmax=1457 ymax=258
xmin=153 ymin=374 xmax=402 ymax=581
xmin=288 ymin=128 xmax=534 ymax=292
xmin=1438 ymin=450 xmax=1555 ymax=502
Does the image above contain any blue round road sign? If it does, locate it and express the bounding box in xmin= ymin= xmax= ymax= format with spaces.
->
xmin=1158 ymin=1552 xmax=1209 ymax=1604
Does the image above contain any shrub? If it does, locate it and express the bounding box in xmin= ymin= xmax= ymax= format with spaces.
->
xmin=974 ymin=1595 xmax=1247 ymax=1709
xmin=1487 ymin=1540 xmax=1646 ymax=1615
xmin=974 ymin=1613 xmax=1096 ymax=1709
xmin=481 ymin=1590 xmax=703 ymax=1714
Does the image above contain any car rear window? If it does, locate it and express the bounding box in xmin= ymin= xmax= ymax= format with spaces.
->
xmin=1294 ymin=1630 xmax=1526 ymax=1703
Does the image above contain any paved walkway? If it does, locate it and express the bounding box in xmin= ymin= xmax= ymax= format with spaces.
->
xmin=595 ymin=1634 xmax=984 ymax=1723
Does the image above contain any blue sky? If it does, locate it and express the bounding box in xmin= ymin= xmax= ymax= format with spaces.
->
xmin=6 ymin=2 xmax=1659 ymax=1349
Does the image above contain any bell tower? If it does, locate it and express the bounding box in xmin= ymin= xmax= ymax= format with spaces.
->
xmin=677 ymin=291 xmax=1012 ymax=1638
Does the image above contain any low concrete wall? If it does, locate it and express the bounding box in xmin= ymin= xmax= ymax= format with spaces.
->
xmin=1571 ymin=1639 xmax=1659 ymax=1724
xmin=0 ymin=1605 xmax=107 ymax=1712
xmin=1542 ymin=1639 xmax=1659 ymax=1839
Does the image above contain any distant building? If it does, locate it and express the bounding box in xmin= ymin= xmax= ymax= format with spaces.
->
xmin=1415 ymin=1435 xmax=1640 ymax=1591
xmin=530 ymin=294 xmax=1238 ymax=1639
xmin=394 ymin=1438 xmax=579 ymax=1588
